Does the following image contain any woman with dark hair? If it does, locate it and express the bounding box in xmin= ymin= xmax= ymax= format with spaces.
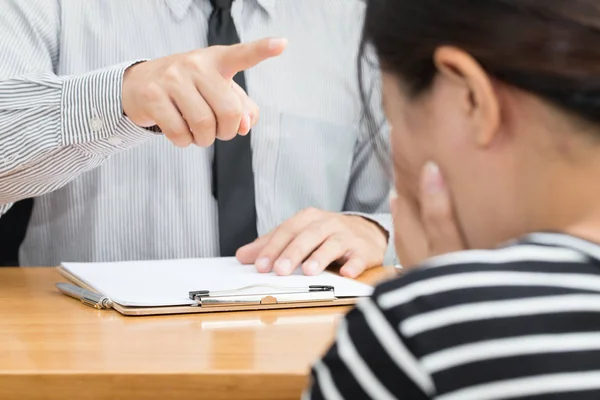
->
xmin=305 ymin=0 xmax=600 ymax=399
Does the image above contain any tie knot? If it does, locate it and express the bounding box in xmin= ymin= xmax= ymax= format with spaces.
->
xmin=210 ymin=0 xmax=234 ymax=10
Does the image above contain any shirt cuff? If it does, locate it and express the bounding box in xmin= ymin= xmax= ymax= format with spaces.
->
xmin=61 ymin=61 xmax=129 ymax=145
xmin=342 ymin=211 xmax=399 ymax=266
xmin=59 ymin=60 xmax=159 ymax=155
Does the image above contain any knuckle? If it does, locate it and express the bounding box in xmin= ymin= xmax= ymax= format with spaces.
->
xmin=191 ymin=114 xmax=216 ymax=132
xmin=281 ymin=218 xmax=302 ymax=234
xmin=307 ymin=221 xmax=327 ymax=239
xmin=162 ymin=66 xmax=183 ymax=84
xmin=284 ymin=247 xmax=304 ymax=263
xmin=194 ymin=132 xmax=215 ymax=147
xmin=167 ymin=130 xmax=185 ymax=143
xmin=215 ymin=100 xmax=243 ymax=121
xmin=274 ymin=225 xmax=293 ymax=241
xmin=328 ymin=234 xmax=346 ymax=250
xmin=171 ymin=136 xmax=193 ymax=148
xmin=168 ymin=124 xmax=186 ymax=138
xmin=141 ymin=83 xmax=163 ymax=103
xmin=302 ymin=207 xmax=320 ymax=219
xmin=329 ymin=216 xmax=346 ymax=231
xmin=183 ymin=52 xmax=204 ymax=69
xmin=165 ymin=125 xmax=192 ymax=147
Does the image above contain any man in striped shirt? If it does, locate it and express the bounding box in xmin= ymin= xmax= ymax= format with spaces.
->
xmin=306 ymin=0 xmax=600 ymax=398
xmin=0 ymin=0 xmax=394 ymax=274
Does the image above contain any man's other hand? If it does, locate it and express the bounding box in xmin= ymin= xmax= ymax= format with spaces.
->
xmin=236 ymin=208 xmax=388 ymax=278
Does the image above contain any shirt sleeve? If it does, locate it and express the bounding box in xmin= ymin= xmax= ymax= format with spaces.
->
xmin=304 ymin=294 xmax=434 ymax=400
xmin=342 ymin=44 xmax=397 ymax=266
xmin=0 ymin=0 xmax=157 ymax=214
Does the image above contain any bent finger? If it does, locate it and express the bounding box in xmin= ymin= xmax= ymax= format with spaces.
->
xmin=150 ymin=95 xmax=194 ymax=148
xmin=170 ymin=79 xmax=217 ymax=147
xmin=236 ymin=233 xmax=272 ymax=268
xmin=255 ymin=209 xmax=323 ymax=275
xmin=193 ymin=71 xmax=243 ymax=141
xmin=275 ymin=220 xmax=336 ymax=276
xmin=302 ymin=235 xmax=348 ymax=276
xmin=231 ymin=81 xmax=260 ymax=133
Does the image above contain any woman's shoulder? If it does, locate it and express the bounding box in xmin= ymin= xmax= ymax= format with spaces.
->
xmin=308 ymin=233 xmax=600 ymax=400
xmin=372 ymin=232 xmax=598 ymax=321
xmin=349 ymin=233 xmax=600 ymax=399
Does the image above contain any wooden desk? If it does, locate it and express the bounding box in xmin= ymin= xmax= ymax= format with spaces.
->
xmin=0 ymin=267 xmax=397 ymax=400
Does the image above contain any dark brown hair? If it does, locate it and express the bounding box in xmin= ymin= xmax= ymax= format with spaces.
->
xmin=359 ymin=0 xmax=600 ymax=167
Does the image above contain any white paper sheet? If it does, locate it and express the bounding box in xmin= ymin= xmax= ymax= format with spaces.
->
xmin=60 ymin=257 xmax=374 ymax=307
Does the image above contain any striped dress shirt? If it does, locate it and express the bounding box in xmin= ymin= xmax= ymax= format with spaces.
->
xmin=306 ymin=232 xmax=600 ymax=399
xmin=0 ymin=0 xmax=394 ymax=266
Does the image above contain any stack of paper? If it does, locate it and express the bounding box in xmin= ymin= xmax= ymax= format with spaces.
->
xmin=60 ymin=257 xmax=374 ymax=307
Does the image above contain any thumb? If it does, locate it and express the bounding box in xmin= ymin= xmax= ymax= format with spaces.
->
xmin=389 ymin=188 xmax=398 ymax=222
xmin=217 ymin=37 xmax=288 ymax=80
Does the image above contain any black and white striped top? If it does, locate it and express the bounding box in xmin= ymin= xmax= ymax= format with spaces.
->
xmin=306 ymin=232 xmax=600 ymax=399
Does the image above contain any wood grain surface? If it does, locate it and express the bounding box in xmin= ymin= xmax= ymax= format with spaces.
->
xmin=0 ymin=266 xmax=398 ymax=400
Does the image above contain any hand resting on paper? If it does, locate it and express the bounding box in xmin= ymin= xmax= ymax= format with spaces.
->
xmin=236 ymin=208 xmax=388 ymax=278
xmin=392 ymin=162 xmax=467 ymax=269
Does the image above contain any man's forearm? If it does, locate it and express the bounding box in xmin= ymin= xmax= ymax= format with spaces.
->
xmin=0 ymin=62 xmax=157 ymax=211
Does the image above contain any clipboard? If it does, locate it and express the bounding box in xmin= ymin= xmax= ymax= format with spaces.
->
xmin=57 ymin=266 xmax=361 ymax=317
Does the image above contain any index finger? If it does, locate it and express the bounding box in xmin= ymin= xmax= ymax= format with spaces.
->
xmin=236 ymin=233 xmax=272 ymax=265
xmin=419 ymin=162 xmax=466 ymax=256
xmin=217 ymin=37 xmax=288 ymax=79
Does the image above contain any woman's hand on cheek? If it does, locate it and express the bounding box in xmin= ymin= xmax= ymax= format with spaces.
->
xmin=391 ymin=161 xmax=466 ymax=269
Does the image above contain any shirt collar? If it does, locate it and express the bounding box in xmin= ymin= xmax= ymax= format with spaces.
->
xmin=255 ymin=0 xmax=276 ymax=17
xmin=165 ymin=0 xmax=276 ymax=21
xmin=165 ymin=0 xmax=194 ymax=20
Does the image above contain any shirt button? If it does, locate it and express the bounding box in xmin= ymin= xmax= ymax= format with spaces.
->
xmin=90 ymin=117 xmax=104 ymax=132
xmin=107 ymin=136 xmax=123 ymax=146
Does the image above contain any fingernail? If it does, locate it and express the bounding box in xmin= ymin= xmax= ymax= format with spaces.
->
xmin=423 ymin=161 xmax=444 ymax=194
xmin=255 ymin=257 xmax=271 ymax=272
xmin=389 ymin=188 xmax=398 ymax=204
xmin=268 ymin=38 xmax=288 ymax=50
xmin=274 ymin=258 xmax=293 ymax=275
xmin=303 ymin=260 xmax=320 ymax=275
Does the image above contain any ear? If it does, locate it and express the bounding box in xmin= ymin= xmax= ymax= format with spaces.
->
xmin=433 ymin=46 xmax=500 ymax=147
